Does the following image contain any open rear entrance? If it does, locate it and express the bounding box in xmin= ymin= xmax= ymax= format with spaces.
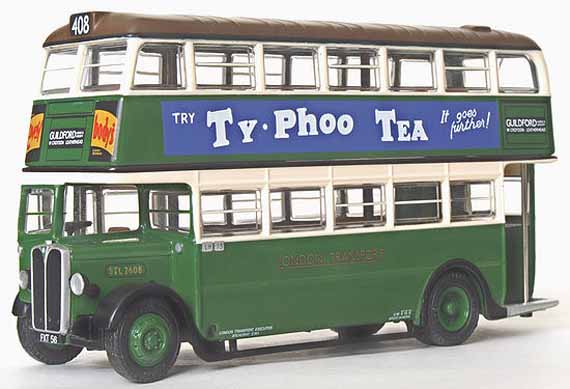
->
xmin=504 ymin=163 xmax=534 ymax=304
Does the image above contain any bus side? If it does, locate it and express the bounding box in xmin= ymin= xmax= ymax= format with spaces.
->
xmin=195 ymin=225 xmax=506 ymax=340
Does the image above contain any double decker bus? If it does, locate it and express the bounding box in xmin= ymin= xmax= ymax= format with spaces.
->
xmin=14 ymin=11 xmax=558 ymax=383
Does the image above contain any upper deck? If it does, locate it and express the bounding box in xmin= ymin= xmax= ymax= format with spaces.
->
xmin=25 ymin=12 xmax=554 ymax=172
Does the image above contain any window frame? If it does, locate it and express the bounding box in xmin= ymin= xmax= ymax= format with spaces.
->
xmin=62 ymin=184 xmax=141 ymax=237
xmin=270 ymin=187 xmax=326 ymax=232
xmin=23 ymin=187 xmax=55 ymax=235
xmin=200 ymin=189 xmax=262 ymax=236
xmin=193 ymin=43 xmax=256 ymax=90
xmin=148 ymin=188 xmax=192 ymax=234
xmin=496 ymin=53 xmax=539 ymax=94
xmin=41 ymin=47 xmax=79 ymax=95
xmin=393 ymin=181 xmax=443 ymax=226
xmin=387 ymin=50 xmax=437 ymax=92
xmin=263 ymin=45 xmax=321 ymax=91
xmin=334 ymin=184 xmax=387 ymax=229
xmin=443 ymin=50 xmax=490 ymax=93
xmin=81 ymin=42 xmax=128 ymax=92
xmin=132 ymin=42 xmax=187 ymax=90
xmin=450 ymin=180 xmax=496 ymax=222
xmin=326 ymin=47 xmax=381 ymax=91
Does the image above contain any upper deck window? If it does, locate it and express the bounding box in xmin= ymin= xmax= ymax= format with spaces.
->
xmin=444 ymin=52 xmax=489 ymax=92
xmin=41 ymin=48 xmax=78 ymax=95
xmin=194 ymin=44 xmax=255 ymax=90
xmin=497 ymin=55 xmax=538 ymax=93
xmin=388 ymin=51 xmax=435 ymax=91
xmin=264 ymin=46 xmax=319 ymax=90
xmin=81 ymin=43 xmax=127 ymax=92
xmin=133 ymin=43 xmax=186 ymax=89
xmin=327 ymin=48 xmax=381 ymax=91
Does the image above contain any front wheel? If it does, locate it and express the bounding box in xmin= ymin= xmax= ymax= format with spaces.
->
xmin=17 ymin=314 xmax=82 ymax=365
xmin=414 ymin=272 xmax=480 ymax=346
xmin=105 ymin=299 xmax=181 ymax=383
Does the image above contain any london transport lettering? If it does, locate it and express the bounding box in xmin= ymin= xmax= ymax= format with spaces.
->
xmin=162 ymin=100 xmax=500 ymax=156
xmin=279 ymin=248 xmax=384 ymax=270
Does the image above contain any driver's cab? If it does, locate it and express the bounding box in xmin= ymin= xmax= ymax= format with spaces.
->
xmin=19 ymin=183 xmax=192 ymax=245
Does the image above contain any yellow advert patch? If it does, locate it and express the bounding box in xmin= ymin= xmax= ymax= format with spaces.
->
xmin=27 ymin=113 xmax=44 ymax=154
xmin=90 ymin=109 xmax=117 ymax=159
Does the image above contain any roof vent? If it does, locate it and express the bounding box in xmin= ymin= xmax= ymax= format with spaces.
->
xmin=461 ymin=25 xmax=492 ymax=32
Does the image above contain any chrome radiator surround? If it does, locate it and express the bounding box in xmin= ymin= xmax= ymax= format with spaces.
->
xmin=30 ymin=244 xmax=71 ymax=335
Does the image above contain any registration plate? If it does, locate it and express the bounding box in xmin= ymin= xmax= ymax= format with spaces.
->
xmin=39 ymin=332 xmax=63 ymax=345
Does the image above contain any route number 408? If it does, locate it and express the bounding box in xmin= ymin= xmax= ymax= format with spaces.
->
xmin=70 ymin=14 xmax=90 ymax=36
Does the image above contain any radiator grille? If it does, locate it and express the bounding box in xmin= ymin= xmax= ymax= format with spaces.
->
xmin=30 ymin=246 xmax=70 ymax=334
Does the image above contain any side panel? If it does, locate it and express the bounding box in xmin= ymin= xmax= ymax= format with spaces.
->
xmin=196 ymin=224 xmax=505 ymax=340
xmin=26 ymin=95 xmax=554 ymax=170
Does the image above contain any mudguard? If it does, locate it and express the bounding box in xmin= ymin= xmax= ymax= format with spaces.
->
xmin=419 ymin=259 xmax=507 ymax=323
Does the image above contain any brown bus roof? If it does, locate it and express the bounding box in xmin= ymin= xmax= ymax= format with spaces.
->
xmin=44 ymin=11 xmax=541 ymax=51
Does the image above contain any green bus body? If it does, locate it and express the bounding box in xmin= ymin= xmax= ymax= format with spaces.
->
xmin=17 ymin=91 xmax=546 ymax=345
xmin=25 ymin=95 xmax=554 ymax=171
xmin=17 ymin=189 xmax=522 ymax=342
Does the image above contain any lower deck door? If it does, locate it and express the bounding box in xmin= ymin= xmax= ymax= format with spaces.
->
xmin=504 ymin=164 xmax=533 ymax=304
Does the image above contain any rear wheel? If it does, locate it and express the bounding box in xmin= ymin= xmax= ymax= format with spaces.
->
xmin=17 ymin=314 xmax=82 ymax=365
xmin=414 ymin=272 xmax=480 ymax=346
xmin=334 ymin=323 xmax=384 ymax=340
xmin=105 ymin=299 xmax=180 ymax=383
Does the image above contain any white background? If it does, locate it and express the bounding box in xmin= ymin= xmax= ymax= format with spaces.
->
xmin=1 ymin=1 xmax=568 ymax=388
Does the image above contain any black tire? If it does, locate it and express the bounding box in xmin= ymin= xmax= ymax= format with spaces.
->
xmin=105 ymin=298 xmax=181 ymax=384
xmin=334 ymin=323 xmax=384 ymax=340
xmin=414 ymin=272 xmax=480 ymax=346
xmin=17 ymin=314 xmax=82 ymax=365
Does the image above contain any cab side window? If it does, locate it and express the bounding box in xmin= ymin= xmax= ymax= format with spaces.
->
xmin=24 ymin=188 xmax=54 ymax=234
xmin=64 ymin=185 xmax=139 ymax=236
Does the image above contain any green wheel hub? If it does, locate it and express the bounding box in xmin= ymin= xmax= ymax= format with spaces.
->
xmin=128 ymin=313 xmax=170 ymax=367
xmin=437 ymin=286 xmax=471 ymax=332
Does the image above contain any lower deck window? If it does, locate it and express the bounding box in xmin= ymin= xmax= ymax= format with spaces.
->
xmin=149 ymin=190 xmax=191 ymax=233
xmin=394 ymin=182 xmax=442 ymax=225
xmin=450 ymin=181 xmax=495 ymax=221
xmin=334 ymin=185 xmax=386 ymax=228
xmin=201 ymin=191 xmax=261 ymax=236
xmin=271 ymin=188 xmax=325 ymax=231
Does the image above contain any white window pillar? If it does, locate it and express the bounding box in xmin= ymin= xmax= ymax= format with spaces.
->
xmin=318 ymin=46 xmax=329 ymax=92
xmin=435 ymin=49 xmax=446 ymax=93
xmin=185 ymin=42 xmax=196 ymax=91
xmin=254 ymin=43 xmax=265 ymax=92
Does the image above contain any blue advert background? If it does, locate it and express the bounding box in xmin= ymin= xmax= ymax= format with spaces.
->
xmin=161 ymin=99 xmax=500 ymax=156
